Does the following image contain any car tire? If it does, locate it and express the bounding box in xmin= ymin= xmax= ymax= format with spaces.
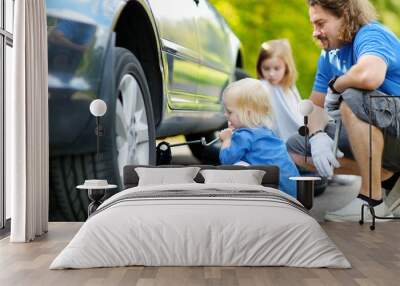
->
xmin=49 ymin=154 xmax=105 ymax=221
xmin=49 ymin=47 xmax=156 ymax=221
xmin=111 ymin=47 xmax=156 ymax=180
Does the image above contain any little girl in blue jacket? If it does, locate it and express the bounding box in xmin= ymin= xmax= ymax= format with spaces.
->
xmin=219 ymin=78 xmax=299 ymax=197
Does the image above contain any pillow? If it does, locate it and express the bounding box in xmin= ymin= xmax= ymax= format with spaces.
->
xmin=135 ymin=167 xmax=201 ymax=186
xmin=200 ymin=169 xmax=266 ymax=185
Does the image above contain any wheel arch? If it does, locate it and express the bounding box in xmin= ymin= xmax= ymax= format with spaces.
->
xmin=236 ymin=49 xmax=244 ymax=69
xmin=113 ymin=0 xmax=164 ymax=128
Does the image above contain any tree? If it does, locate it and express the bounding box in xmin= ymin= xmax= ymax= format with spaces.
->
xmin=210 ymin=0 xmax=400 ymax=98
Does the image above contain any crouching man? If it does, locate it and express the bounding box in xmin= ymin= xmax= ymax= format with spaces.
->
xmin=286 ymin=0 xmax=400 ymax=221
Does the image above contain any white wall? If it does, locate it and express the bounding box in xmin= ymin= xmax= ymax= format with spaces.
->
xmin=5 ymin=0 xmax=14 ymax=33
xmin=2 ymin=0 xmax=14 ymax=222
xmin=5 ymin=43 xmax=13 ymax=220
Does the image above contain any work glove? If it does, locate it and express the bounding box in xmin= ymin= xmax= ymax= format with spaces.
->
xmin=310 ymin=132 xmax=344 ymax=177
xmin=324 ymin=88 xmax=342 ymax=121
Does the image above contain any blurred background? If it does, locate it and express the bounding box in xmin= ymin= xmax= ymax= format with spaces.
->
xmin=209 ymin=0 xmax=400 ymax=98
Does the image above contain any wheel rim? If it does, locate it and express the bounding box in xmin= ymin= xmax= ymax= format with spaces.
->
xmin=115 ymin=74 xmax=150 ymax=179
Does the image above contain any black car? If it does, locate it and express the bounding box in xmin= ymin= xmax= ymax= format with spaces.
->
xmin=47 ymin=0 xmax=245 ymax=221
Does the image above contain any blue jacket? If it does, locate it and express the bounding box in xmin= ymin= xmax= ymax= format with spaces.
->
xmin=220 ymin=127 xmax=299 ymax=197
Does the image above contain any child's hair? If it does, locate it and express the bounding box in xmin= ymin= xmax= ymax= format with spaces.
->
xmin=256 ymin=39 xmax=298 ymax=90
xmin=223 ymin=78 xmax=273 ymax=128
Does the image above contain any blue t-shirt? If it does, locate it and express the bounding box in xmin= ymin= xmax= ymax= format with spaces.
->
xmin=313 ymin=22 xmax=400 ymax=96
xmin=219 ymin=127 xmax=299 ymax=197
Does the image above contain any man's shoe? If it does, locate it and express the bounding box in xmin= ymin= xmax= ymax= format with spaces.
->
xmin=384 ymin=177 xmax=400 ymax=215
xmin=325 ymin=197 xmax=392 ymax=222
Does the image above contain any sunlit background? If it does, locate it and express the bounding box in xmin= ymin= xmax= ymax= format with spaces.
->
xmin=209 ymin=0 xmax=400 ymax=98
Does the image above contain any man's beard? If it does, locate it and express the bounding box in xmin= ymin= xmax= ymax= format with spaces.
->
xmin=314 ymin=36 xmax=332 ymax=51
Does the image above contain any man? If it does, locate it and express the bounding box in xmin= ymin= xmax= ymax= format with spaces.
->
xmin=286 ymin=0 xmax=400 ymax=221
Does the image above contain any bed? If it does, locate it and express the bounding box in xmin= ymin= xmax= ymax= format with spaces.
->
xmin=50 ymin=165 xmax=350 ymax=269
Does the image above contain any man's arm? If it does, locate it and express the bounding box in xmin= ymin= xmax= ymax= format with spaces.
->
xmin=310 ymin=90 xmax=325 ymax=108
xmin=308 ymin=91 xmax=331 ymax=134
xmin=332 ymin=55 xmax=387 ymax=93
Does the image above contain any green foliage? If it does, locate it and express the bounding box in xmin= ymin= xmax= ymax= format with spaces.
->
xmin=209 ymin=0 xmax=400 ymax=98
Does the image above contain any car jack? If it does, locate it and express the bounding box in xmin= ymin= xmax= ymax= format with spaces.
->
xmin=156 ymin=137 xmax=219 ymax=165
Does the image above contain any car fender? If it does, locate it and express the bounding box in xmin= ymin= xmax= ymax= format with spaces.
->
xmin=47 ymin=0 xmax=166 ymax=155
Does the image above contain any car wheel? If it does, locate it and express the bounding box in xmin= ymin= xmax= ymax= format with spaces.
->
xmin=112 ymin=47 xmax=156 ymax=180
xmin=49 ymin=154 xmax=104 ymax=221
xmin=49 ymin=47 xmax=156 ymax=221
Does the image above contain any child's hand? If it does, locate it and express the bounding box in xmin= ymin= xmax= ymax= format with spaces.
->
xmin=219 ymin=128 xmax=233 ymax=141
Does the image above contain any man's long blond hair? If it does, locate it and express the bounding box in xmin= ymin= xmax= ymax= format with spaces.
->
xmin=256 ymin=39 xmax=298 ymax=91
xmin=308 ymin=0 xmax=377 ymax=43
xmin=223 ymin=78 xmax=272 ymax=128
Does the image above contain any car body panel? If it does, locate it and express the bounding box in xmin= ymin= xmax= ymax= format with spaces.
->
xmin=196 ymin=0 xmax=232 ymax=104
xmin=148 ymin=0 xmax=200 ymax=110
xmin=47 ymin=0 xmax=122 ymax=152
xmin=46 ymin=0 xmax=241 ymax=155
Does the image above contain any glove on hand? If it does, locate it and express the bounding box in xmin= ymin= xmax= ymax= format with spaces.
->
xmin=310 ymin=132 xmax=344 ymax=177
xmin=324 ymin=88 xmax=342 ymax=121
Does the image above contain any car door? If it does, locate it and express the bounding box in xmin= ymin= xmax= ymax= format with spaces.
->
xmin=195 ymin=0 xmax=233 ymax=111
xmin=148 ymin=0 xmax=201 ymax=110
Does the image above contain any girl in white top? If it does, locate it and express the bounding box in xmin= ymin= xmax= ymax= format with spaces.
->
xmin=256 ymin=39 xmax=303 ymax=141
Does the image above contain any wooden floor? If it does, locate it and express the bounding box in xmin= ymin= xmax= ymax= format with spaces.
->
xmin=0 ymin=222 xmax=399 ymax=286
